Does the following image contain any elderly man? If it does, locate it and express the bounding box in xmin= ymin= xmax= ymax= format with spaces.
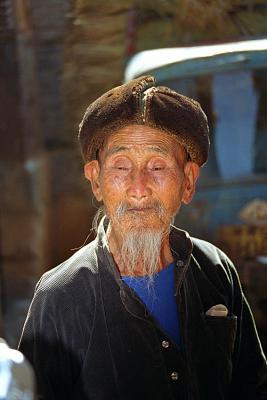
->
xmin=19 ymin=76 xmax=267 ymax=400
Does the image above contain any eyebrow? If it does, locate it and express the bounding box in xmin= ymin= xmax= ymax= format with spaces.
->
xmin=106 ymin=146 xmax=128 ymax=156
xmin=106 ymin=145 xmax=169 ymax=157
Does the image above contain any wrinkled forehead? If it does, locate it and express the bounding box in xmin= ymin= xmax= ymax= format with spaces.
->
xmin=100 ymin=124 xmax=187 ymax=160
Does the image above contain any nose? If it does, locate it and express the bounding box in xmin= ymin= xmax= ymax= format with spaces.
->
xmin=126 ymin=169 xmax=152 ymax=201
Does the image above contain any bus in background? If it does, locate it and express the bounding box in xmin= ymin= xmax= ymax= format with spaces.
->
xmin=125 ymin=39 xmax=267 ymax=348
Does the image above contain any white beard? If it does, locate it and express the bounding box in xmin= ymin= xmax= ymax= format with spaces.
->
xmin=114 ymin=202 xmax=172 ymax=277
xmin=93 ymin=204 xmax=173 ymax=278
xmin=120 ymin=228 xmax=164 ymax=277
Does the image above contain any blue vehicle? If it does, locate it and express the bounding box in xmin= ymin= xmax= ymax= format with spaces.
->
xmin=125 ymin=39 xmax=267 ymax=268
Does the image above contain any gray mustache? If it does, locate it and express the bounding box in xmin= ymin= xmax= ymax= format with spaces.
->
xmin=115 ymin=202 xmax=165 ymax=218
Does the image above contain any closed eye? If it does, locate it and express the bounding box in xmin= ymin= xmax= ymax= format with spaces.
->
xmin=147 ymin=157 xmax=167 ymax=172
xmin=152 ymin=166 xmax=164 ymax=171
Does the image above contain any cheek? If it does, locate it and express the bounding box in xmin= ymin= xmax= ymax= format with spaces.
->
xmin=154 ymin=168 xmax=183 ymax=186
xmin=105 ymin=173 xmax=127 ymax=190
xmin=100 ymin=173 xmax=127 ymax=206
xmin=112 ymin=175 xmax=127 ymax=191
xmin=155 ymin=171 xmax=185 ymax=211
xmin=152 ymin=167 xmax=183 ymax=186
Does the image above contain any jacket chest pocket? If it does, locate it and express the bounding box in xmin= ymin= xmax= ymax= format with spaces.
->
xmin=202 ymin=314 xmax=237 ymax=355
xmin=191 ymin=313 xmax=237 ymax=387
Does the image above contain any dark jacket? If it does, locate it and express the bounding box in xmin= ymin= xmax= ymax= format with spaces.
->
xmin=19 ymin=219 xmax=267 ymax=400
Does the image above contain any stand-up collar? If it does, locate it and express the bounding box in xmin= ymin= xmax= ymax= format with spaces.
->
xmin=95 ymin=216 xmax=193 ymax=284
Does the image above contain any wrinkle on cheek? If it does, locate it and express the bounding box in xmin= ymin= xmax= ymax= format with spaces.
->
xmin=113 ymin=175 xmax=125 ymax=190
xmin=152 ymin=168 xmax=183 ymax=188
xmin=103 ymin=172 xmax=126 ymax=192
xmin=151 ymin=174 xmax=164 ymax=186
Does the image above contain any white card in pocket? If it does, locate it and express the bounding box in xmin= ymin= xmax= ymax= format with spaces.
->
xmin=206 ymin=304 xmax=228 ymax=317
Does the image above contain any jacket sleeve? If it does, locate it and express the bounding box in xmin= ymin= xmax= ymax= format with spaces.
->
xmin=18 ymin=277 xmax=88 ymax=400
xmin=227 ymin=258 xmax=267 ymax=400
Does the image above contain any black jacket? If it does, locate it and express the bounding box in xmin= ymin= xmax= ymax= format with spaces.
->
xmin=19 ymin=219 xmax=267 ymax=400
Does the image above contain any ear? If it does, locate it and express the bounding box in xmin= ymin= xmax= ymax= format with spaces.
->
xmin=182 ymin=162 xmax=200 ymax=204
xmin=84 ymin=161 xmax=103 ymax=201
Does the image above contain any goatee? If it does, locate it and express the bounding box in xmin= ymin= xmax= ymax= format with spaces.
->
xmin=120 ymin=228 xmax=165 ymax=277
xmin=114 ymin=202 xmax=172 ymax=277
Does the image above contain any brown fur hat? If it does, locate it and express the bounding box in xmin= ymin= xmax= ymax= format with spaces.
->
xmin=78 ymin=75 xmax=210 ymax=166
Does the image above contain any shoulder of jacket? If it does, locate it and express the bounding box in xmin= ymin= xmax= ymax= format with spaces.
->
xmin=35 ymin=239 xmax=99 ymax=297
xmin=192 ymin=237 xmax=231 ymax=263
xmin=191 ymin=237 xmax=238 ymax=283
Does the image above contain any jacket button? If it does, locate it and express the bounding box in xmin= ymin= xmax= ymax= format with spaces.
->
xmin=161 ymin=340 xmax=170 ymax=348
xmin=171 ymin=371 xmax=179 ymax=381
xmin=176 ymin=260 xmax=184 ymax=267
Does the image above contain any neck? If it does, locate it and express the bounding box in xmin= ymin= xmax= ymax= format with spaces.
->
xmin=107 ymin=223 xmax=174 ymax=276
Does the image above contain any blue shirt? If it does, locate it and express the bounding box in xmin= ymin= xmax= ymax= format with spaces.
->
xmin=122 ymin=262 xmax=180 ymax=346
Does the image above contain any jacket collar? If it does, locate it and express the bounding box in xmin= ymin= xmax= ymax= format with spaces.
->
xmin=95 ymin=216 xmax=193 ymax=320
xmin=95 ymin=216 xmax=193 ymax=285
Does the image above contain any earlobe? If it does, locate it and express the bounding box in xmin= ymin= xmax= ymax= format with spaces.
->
xmin=182 ymin=162 xmax=200 ymax=205
xmin=84 ymin=161 xmax=103 ymax=201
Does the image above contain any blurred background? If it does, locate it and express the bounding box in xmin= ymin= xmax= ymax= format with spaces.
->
xmin=1 ymin=0 xmax=267 ymax=353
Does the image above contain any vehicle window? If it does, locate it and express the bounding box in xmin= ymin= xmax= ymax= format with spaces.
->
xmin=162 ymin=68 xmax=267 ymax=182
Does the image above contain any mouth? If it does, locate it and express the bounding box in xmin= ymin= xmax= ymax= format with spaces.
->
xmin=127 ymin=207 xmax=155 ymax=212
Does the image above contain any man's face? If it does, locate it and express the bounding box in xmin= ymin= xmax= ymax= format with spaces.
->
xmin=85 ymin=125 xmax=199 ymax=237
